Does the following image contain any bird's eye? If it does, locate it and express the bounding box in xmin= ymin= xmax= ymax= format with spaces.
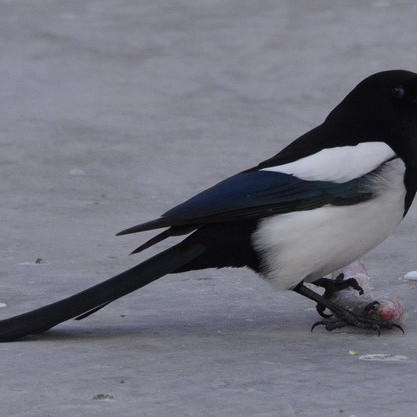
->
xmin=392 ymin=86 xmax=405 ymax=99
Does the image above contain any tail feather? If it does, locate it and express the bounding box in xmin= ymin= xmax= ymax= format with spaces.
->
xmin=0 ymin=243 xmax=205 ymax=342
xmin=74 ymin=302 xmax=111 ymax=320
xmin=116 ymin=217 xmax=173 ymax=235
xmin=130 ymin=226 xmax=196 ymax=255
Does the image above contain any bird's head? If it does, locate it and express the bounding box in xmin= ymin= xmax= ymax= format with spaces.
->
xmin=326 ymin=70 xmax=417 ymax=125
xmin=326 ymin=70 xmax=417 ymax=161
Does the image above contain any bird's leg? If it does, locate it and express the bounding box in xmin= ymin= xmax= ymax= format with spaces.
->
xmin=293 ymin=282 xmax=403 ymax=335
xmin=312 ymin=273 xmax=364 ymax=318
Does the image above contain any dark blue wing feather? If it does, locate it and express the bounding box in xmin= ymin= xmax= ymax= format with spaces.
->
xmin=163 ymin=170 xmax=373 ymax=222
xmin=117 ymin=170 xmax=374 ymax=236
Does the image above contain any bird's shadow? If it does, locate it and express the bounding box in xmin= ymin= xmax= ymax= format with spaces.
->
xmin=13 ymin=309 xmax=316 ymax=343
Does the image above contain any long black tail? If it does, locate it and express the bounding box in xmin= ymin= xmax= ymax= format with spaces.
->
xmin=0 ymin=243 xmax=205 ymax=342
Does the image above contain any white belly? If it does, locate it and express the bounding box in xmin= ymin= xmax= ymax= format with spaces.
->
xmin=252 ymin=159 xmax=406 ymax=290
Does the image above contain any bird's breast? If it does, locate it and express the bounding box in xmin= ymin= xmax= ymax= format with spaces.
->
xmin=252 ymin=158 xmax=406 ymax=291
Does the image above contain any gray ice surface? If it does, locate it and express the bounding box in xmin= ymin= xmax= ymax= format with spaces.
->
xmin=1 ymin=1 xmax=417 ymax=416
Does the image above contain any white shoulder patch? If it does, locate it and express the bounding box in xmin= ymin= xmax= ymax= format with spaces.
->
xmin=261 ymin=142 xmax=396 ymax=183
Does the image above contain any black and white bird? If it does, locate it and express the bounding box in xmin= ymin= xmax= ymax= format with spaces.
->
xmin=1 ymin=69 xmax=417 ymax=341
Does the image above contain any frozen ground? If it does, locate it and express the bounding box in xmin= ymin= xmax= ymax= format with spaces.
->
xmin=1 ymin=1 xmax=417 ymax=416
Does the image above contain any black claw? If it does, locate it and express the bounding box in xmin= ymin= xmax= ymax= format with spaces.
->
xmin=311 ymin=322 xmax=319 ymax=333
xmin=364 ymin=301 xmax=380 ymax=313
xmin=335 ymin=275 xmax=364 ymax=295
xmin=316 ymin=303 xmax=333 ymax=318
xmin=391 ymin=323 xmax=405 ymax=334
xmin=311 ymin=319 xmax=347 ymax=332
xmin=311 ymin=320 xmax=326 ymax=332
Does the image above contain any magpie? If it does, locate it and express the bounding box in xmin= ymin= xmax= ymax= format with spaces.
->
xmin=1 ymin=69 xmax=416 ymax=342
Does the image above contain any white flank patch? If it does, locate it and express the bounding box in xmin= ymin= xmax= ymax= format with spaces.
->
xmin=262 ymin=142 xmax=396 ymax=183
xmin=253 ymin=158 xmax=406 ymax=290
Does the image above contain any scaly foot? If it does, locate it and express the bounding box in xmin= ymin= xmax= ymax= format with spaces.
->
xmin=313 ymin=273 xmax=364 ymax=318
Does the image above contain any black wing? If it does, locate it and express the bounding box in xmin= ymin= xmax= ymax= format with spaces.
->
xmin=118 ymin=170 xmax=373 ymax=253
